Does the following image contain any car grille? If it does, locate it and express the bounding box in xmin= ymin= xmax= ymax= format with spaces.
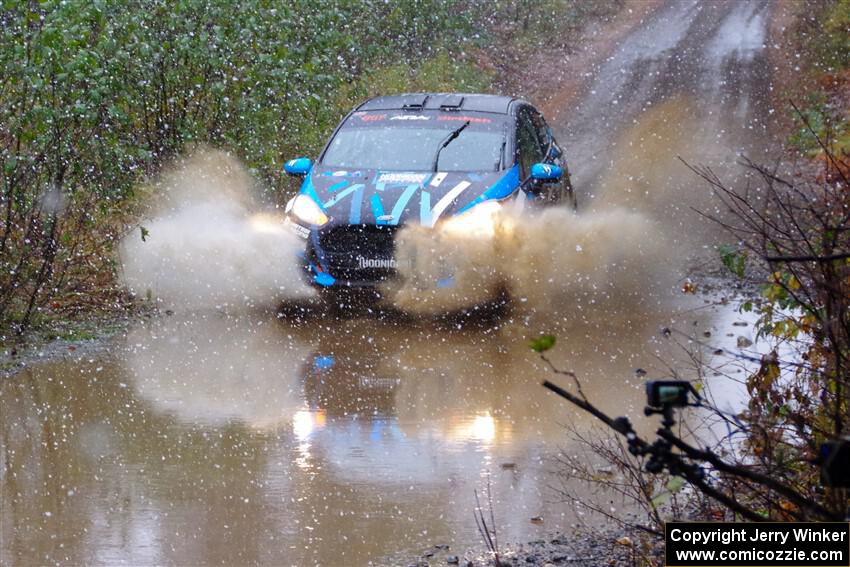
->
xmin=320 ymin=224 xmax=396 ymax=251
xmin=318 ymin=225 xmax=398 ymax=282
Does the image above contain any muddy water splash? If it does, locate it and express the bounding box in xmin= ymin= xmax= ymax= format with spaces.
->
xmin=120 ymin=150 xmax=312 ymax=310
xmin=126 ymin=313 xmax=310 ymax=428
xmin=390 ymin=206 xmax=671 ymax=316
xmin=388 ymin=97 xmax=748 ymax=316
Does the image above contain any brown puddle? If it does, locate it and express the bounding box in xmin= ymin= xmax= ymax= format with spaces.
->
xmin=1 ymin=295 xmax=756 ymax=566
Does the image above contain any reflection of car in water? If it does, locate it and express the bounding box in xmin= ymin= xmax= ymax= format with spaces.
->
xmin=302 ymin=351 xmax=401 ymax=418
xmin=282 ymin=93 xmax=575 ymax=294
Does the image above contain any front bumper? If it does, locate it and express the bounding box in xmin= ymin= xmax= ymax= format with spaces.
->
xmin=291 ymin=221 xmax=401 ymax=289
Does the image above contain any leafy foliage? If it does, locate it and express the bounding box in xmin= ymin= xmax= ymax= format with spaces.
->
xmin=692 ymin=132 xmax=850 ymax=519
xmin=787 ymin=0 xmax=850 ymax=157
xmin=0 ymin=0 xmax=506 ymax=335
xmin=818 ymin=0 xmax=850 ymax=71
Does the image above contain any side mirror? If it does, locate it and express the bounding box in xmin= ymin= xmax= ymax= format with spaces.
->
xmin=284 ymin=157 xmax=312 ymax=176
xmin=530 ymin=162 xmax=562 ymax=182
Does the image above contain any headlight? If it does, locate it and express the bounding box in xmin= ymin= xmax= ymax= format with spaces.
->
xmin=440 ymin=200 xmax=504 ymax=238
xmin=286 ymin=194 xmax=328 ymax=226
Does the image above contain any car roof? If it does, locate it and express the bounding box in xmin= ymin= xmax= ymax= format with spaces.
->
xmin=356 ymin=93 xmax=520 ymax=114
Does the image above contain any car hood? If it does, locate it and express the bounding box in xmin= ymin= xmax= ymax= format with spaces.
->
xmin=298 ymin=164 xmax=519 ymax=227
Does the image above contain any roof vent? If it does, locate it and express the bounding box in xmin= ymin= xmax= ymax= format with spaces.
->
xmin=402 ymin=94 xmax=430 ymax=110
xmin=439 ymin=95 xmax=464 ymax=111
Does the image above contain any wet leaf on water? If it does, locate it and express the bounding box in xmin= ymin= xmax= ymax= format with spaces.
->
xmin=650 ymin=476 xmax=686 ymax=506
xmin=719 ymin=244 xmax=747 ymax=278
xmin=666 ymin=476 xmax=686 ymax=492
xmin=529 ymin=334 xmax=556 ymax=353
xmin=140 ymin=226 xmax=149 ymax=242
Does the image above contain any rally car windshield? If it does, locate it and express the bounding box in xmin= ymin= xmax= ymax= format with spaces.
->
xmin=322 ymin=112 xmax=505 ymax=172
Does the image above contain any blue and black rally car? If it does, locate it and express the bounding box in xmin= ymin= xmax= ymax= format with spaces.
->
xmin=283 ymin=93 xmax=575 ymax=291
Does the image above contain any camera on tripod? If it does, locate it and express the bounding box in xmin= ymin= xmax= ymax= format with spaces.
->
xmin=645 ymin=380 xmax=694 ymax=411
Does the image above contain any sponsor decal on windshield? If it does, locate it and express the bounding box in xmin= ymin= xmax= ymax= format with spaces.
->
xmin=358 ymin=113 xmax=386 ymax=122
xmin=390 ymin=114 xmax=430 ymax=121
xmin=437 ymin=115 xmax=492 ymax=124
xmin=377 ymin=172 xmax=429 ymax=185
xmin=321 ymin=170 xmax=364 ymax=177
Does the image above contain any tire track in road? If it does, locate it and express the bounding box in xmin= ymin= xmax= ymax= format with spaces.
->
xmin=555 ymin=0 xmax=778 ymax=253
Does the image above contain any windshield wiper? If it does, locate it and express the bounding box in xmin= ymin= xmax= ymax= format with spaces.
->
xmin=431 ymin=120 xmax=470 ymax=172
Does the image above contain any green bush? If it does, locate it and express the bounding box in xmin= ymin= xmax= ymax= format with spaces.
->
xmin=819 ymin=0 xmax=850 ymax=71
xmin=787 ymin=0 xmax=850 ymax=155
xmin=0 ymin=0 xmax=483 ymax=333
